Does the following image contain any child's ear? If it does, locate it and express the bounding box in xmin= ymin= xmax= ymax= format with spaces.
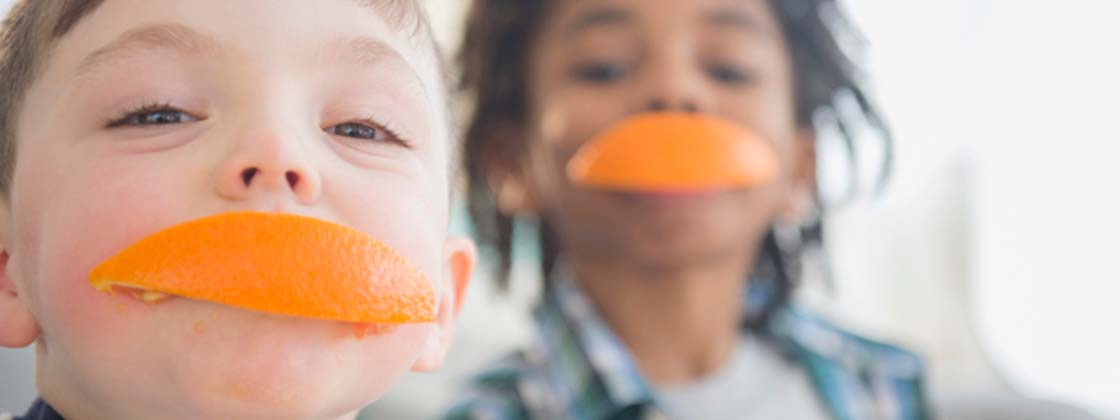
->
xmin=780 ymin=129 xmax=818 ymax=223
xmin=410 ymin=235 xmax=476 ymax=372
xmin=0 ymin=203 xmax=39 ymax=348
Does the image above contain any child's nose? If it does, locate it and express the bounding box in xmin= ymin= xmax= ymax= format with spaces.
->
xmin=238 ymin=167 xmax=300 ymax=190
xmin=648 ymin=98 xmax=699 ymax=113
xmin=216 ymin=132 xmax=322 ymax=205
xmin=642 ymin=47 xmax=712 ymax=113
xmin=642 ymin=74 xmax=707 ymax=113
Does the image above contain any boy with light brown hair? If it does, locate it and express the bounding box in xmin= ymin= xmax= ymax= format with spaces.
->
xmin=0 ymin=1 xmax=476 ymax=419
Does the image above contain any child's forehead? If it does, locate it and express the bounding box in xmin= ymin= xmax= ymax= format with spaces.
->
xmin=63 ymin=0 xmax=436 ymax=73
xmin=64 ymin=0 xmax=444 ymax=97
xmin=84 ymin=0 xmax=427 ymax=56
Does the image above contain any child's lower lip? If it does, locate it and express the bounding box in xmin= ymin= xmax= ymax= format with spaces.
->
xmin=114 ymin=289 xmax=398 ymax=337
xmin=617 ymin=189 xmax=723 ymax=202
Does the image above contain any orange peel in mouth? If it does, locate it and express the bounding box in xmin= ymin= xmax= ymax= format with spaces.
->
xmin=567 ymin=112 xmax=780 ymax=192
xmin=89 ymin=212 xmax=434 ymax=324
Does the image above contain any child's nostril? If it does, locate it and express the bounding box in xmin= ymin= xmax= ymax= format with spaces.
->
xmin=240 ymin=168 xmax=259 ymax=187
xmin=286 ymin=171 xmax=300 ymax=189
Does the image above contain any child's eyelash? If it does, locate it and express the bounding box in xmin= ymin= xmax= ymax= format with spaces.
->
xmin=106 ymin=104 xmax=413 ymax=148
xmin=352 ymin=115 xmax=414 ymax=149
xmin=105 ymin=100 xmax=178 ymax=128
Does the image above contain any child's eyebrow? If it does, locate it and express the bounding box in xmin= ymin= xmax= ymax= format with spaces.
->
xmin=323 ymin=36 xmax=411 ymax=71
xmin=76 ymin=23 xmax=223 ymax=76
xmin=704 ymin=8 xmax=769 ymax=36
xmin=564 ymin=7 xmax=635 ymax=38
xmin=320 ymin=35 xmax=430 ymax=97
xmin=72 ymin=23 xmax=428 ymax=98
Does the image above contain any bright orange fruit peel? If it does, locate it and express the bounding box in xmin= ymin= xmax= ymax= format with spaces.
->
xmin=89 ymin=212 xmax=435 ymax=324
xmin=567 ymin=112 xmax=780 ymax=192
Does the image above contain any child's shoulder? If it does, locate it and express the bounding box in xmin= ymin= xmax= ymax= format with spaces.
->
xmin=778 ymin=306 xmax=926 ymax=376
xmin=773 ymin=307 xmax=931 ymax=418
xmin=3 ymin=399 xmax=62 ymax=420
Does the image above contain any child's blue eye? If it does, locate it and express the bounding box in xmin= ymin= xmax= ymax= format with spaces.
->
xmin=328 ymin=123 xmax=379 ymax=140
xmin=325 ymin=120 xmax=411 ymax=148
xmin=108 ymin=106 xmax=198 ymax=128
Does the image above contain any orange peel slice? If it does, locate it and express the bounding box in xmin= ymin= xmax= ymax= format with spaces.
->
xmin=567 ymin=112 xmax=779 ymax=192
xmin=89 ymin=212 xmax=434 ymax=324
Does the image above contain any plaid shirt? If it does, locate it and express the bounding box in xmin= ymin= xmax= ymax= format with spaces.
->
xmin=444 ymin=273 xmax=931 ymax=420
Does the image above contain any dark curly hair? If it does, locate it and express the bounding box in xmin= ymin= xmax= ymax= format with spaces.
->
xmin=457 ymin=0 xmax=892 ymax=326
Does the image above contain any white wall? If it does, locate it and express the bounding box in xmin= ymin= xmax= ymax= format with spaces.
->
xmin=825 ymin=0 xmax=1120 ymax=418
xmin=814 ymin=0 xmax=1004 ymax=396
xmin=971 ymin=0 xmax=1120 ymax=417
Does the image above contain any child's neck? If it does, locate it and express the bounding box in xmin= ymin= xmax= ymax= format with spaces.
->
xmin=570 ymin=252 xmax=752 ymax=386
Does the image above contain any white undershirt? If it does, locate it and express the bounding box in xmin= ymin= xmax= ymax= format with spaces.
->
xmin=654 ymin=337 xmax=831 ymax=420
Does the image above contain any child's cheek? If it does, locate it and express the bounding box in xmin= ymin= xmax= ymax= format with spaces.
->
xmin=26 ymin=195 xmax=190 ymax=364
xmin=334 ymin=172 xmax=447 ymax=294
xmin=37 ymin=258 xmax=159 ymax=358
xmin=339 ymin=323 xmax=433 ymax=402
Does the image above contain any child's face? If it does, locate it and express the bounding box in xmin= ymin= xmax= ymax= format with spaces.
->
xmin=0 ymin=0 xmax=474 ymax=418
xmin=513 ymin=0 xmax=813 ymax=270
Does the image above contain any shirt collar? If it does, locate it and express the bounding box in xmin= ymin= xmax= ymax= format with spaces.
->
xmin=527 ymin=271 xmax=654 ymax=418
xmin=526 ymin=267 xmax=924 ymax=420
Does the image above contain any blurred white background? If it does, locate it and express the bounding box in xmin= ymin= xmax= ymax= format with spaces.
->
xmin=3 ymin=0 xmax=1118 ymax=419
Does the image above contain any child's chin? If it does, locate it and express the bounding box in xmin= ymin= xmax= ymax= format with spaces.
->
xmin=176 ymin=390 xmax=363 ymax=420
xmin=125 ymin=299 xmax=430 ymax=417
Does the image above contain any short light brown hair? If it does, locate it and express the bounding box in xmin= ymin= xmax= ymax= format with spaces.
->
xmin=0 ymin=0 xmax=439 ymax=194
xmin=0 ymin=0 xmax=103 ymax=192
